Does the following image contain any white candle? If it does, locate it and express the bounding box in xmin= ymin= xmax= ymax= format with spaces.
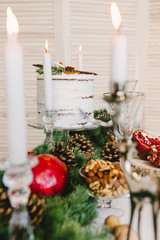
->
xmin=78 ymin=45 xmax=83 ymax=71
xmin=111 ymin=2 xmax=127 ymax=89
xmin=43 ymin=40 xmax=53 ymax=111
xmin=4 ymin=7 xmax=27 ymax=165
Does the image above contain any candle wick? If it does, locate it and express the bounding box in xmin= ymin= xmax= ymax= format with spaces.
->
xmin=45 ymin=47 xmax=47 ymax=53
xmin=117 ymin=28 xmax=122 ymax=34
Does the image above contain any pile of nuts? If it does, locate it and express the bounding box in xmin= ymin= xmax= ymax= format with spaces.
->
xmin=81 ymin=159 xmax=128 ymax=198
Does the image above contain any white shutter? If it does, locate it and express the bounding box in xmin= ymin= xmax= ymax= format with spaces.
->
xmin=69 ymin=0 xmax=137 ymax=109
xmin=146 ymin=0 xmax=160 ymax=133
xmin=0 ymin=0 xmax=55 ymax=157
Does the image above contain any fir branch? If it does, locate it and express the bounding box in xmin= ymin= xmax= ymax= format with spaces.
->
xmin=66 ymin=186 xmax=97 ymax=225
xmin=0 ymin=224 xmax=9 ymax=240
xmin=32 ymin=144 xmax=50 ymax=155
xmin=72 ymin=148 xmax=86 ymax=167
xmin=64 ymin=166 xmax=84 ymax=195
xmin=53 ymin=130 xmax=71 ymax=146
xmin=34 ymin=185 xmax=112 ymax=240
xmin=53 ymin=131 xmax=65 ymax=144
xmin=94 ymin=109 xmax=108 ymax=118
xmin=0 ymin=171 xmax=8 ymax=193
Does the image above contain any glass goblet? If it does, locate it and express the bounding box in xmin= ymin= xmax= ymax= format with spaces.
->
xmin=125 ymin=80 xmax=138 ymax=92
xmin=103 ymin=92 xmax=144 ymax=140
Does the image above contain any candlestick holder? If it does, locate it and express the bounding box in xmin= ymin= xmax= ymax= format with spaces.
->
xmin=104 ymin=91 xmax=144 ymax=140
xmin=43 ymin=110 xmax=54 ymax=146
xmin=2 ymin=157 xmax=37 ymax=240
xmin=104 ymin=89 xmax=159 ymax=240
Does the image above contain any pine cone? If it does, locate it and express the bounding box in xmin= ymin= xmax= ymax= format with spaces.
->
xmin=0 ymin=189 xmax=45 ymax=228
xmin=50 ymin=141 xmax=76 ymax=166
xmin=0 ymin=188 xmax=12 ymax=224
xmin=28 ymin=193 xmax=45 ymax=229
xmin=69 ymin=134 xmax=94 ymax=160
xmin=101 ymin=134 xmax=121 ymax=162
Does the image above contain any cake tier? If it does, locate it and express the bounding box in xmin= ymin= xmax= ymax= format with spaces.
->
xmin=37 ymin=73 xmax=94 ymax=129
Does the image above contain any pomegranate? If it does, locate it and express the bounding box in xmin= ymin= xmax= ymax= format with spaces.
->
xmin=147 ymin=152 xmax=160 ymax=167
xmin=30 ymin=154 xmax=68 ymax=196
xmin=132 ymin=130 xmax=160 ymax=160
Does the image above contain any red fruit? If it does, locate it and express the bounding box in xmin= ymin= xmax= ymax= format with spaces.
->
xmin=132 ymin=130 xmax=160 ymax=160
xmin=30 ymin=154 xmax=68 ymax=196
xmin=147 ymin=152 xmax=160 ymax=167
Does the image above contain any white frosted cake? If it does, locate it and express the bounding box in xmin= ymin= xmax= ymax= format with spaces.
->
xmin=37 ymin=69 xmax=95 ymax=129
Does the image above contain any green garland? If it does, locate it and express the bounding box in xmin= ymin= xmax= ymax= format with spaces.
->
xmin=0 ymin=109 xmax=114 ymax=240
xmin=0 ymin=185 xmax=112 ymax=240
xmin=34 ymin=186 xmax=113 ymax=240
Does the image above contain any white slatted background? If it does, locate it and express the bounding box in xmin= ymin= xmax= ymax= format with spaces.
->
xmin=69 ymin=0 xmax=137 ymax=109
xmin=147 ymin=0 xmax=160 ymax=133
xmin=0 ymin=0 xmax=55 ymax=157
xmin=2 ymin=0 xmax=160 ymax=157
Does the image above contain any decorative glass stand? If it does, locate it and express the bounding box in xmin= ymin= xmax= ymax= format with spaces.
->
xmin=104 ymin=90 xmax=159 ymax=240
xmin=89 ymin=194 xmax=126 ymax=219
xmin=43 ymin=110 xmax=54 ymax=146
xmin=28 ymin=109 xmax=112 ymax=146
xmin=2 ymin=157 xmax=37 ymax=240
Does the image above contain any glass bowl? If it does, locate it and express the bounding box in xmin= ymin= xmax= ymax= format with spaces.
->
xmin=80 ymin=160 xmax=129 ymax=217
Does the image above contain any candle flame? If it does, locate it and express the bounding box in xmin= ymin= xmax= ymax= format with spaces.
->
xmin=45 ymin=40 xmax=48 ymax=52
xmin=111 ymin=2 xmax=122 ymax=30
xmin=6 ymin=7 xmax=19 ymax=35
xmin=79 ymin=45 xmax=82 ymax=52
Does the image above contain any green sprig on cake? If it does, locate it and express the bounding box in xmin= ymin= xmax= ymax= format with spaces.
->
xmin=33 ymin=63 xmax=97 ymax=75
xmin=33 ymin=63 xmax=66 ymax=75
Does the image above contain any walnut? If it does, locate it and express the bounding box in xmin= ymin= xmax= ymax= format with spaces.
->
xmin=89 ymin=181 xmax=101 ymax=190
xmin=108 ymin=169 xmax=119 ymax=178
xmin=84 ymin=160 xmax=96 ymax=172
xmin=99 ymin=188 xmax=112 ymax=197
xmin=114 ymin=225 xmax=137 ymax=240
xmin=104 ymin=215 xmax=120 ymax=231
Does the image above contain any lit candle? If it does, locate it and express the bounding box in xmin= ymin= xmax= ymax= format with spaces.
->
xmin=111 ymin=2 xmax=127 ymax=90
xmin=78 ymin=45 xmax=83 ymax=71
xmin=43 ymin=40 xmax=53 ymax=111
xmin=4 ymin=7 xmax=27 ymax=165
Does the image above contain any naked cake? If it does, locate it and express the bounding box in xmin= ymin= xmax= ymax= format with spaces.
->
xmin=36 ymin=64 xmax=96 ymax=129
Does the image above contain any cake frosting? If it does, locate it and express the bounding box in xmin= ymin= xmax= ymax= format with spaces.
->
xmin=37 ymin=72 xmax=95 ymax=129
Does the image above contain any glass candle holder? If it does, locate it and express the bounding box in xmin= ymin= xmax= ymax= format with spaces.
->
xmin=2 ymin=157 xmax=37 ymax=240
xmin=43 ymin=110 xmax=54 ymax=146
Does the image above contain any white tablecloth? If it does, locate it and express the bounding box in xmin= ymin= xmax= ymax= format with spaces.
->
xmin=93 ymin=197 xmax=160 ymax=240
